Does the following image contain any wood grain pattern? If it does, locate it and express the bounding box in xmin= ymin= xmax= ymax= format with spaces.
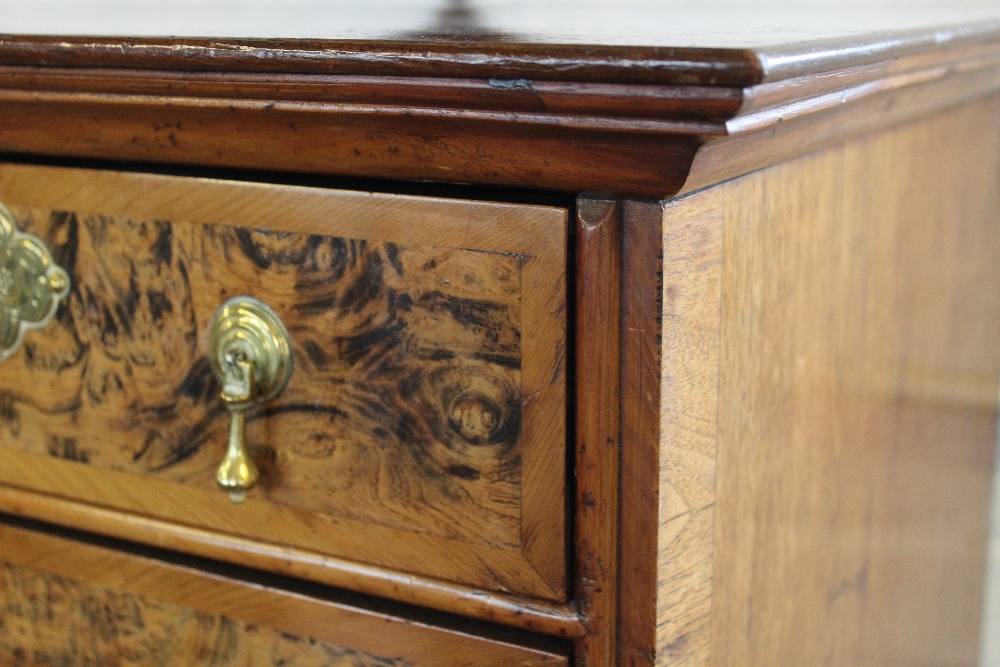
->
xmin=0 ymin=521 xmax=570 ymax=666
xmin=617 ymin=200 xmax=665 ymax=667
xmin=0 ymin=35 xmax=764 ymax=86
xmin=0 ymin=19 xmax=997 ymax=84
xmin=1 ymin=26 xmax=998 ymax=198
xmin=712 ymin=94 xmax=1000 ymax=667
xmin=655 ymin=188 xmax=725 ymax=667
xmin=0 ymin=566 xmax=404 ymax=667
xmin=573 ymin=198 xmax=622 ymax=667
xmin=0 ymin=163 xmax=568 ymax=604
xmin=679 ymin=54 xmax=1000 ymax=197
xmin=654 ymin=95 xmax=1000 ymax=665
xmin=0 ymin=484 xmax=585 ymax=640
xmin=0 ymin=67 xmax=745 ymax=121
xmin=4 ymin=207 xmax=524 ymax=544
xmin=0 ymin=93 xmax=703 ymax=198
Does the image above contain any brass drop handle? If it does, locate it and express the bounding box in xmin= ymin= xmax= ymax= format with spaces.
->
xmin=0 ymin=204 xmax=70 ymax=363
xmin=207 ymin=296 xmax=293 ymax=504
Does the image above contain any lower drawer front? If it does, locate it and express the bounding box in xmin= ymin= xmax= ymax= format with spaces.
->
xmin=0 ymin=521 xmax=568 ymax=666
xmin=0 ymin=163 xmax=568 ymax=601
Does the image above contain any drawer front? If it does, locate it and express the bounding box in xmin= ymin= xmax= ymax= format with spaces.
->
xmin=0 ymin=163 xmax=567 ymax=601
xmin=0 ymin=521 xmax=568 ymax=666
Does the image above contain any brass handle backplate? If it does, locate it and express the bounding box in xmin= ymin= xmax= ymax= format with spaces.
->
xmin=0 ymin=204 xmax=70 ymax=363
xmin=207 ymin=296 xmax=293 ymax=504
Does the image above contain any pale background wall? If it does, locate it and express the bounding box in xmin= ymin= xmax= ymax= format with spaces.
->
xmin=0 ymin=0 xmax=999 ymax=46
xmin=0 ymin=0 xmax=997 ymax=663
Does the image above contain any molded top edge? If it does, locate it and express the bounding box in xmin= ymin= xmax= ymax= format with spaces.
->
xmin=0 ymin=15 xmax=998 ymax=86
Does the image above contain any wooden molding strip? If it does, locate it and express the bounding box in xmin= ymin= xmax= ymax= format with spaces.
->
xmin=680 ymin=61 xmax=1000 ymax=196
xmin=574 ymin=198 xmax=623 ymax=665
xmin=731 ymin=45 xmax=1000 ymax=133
xmin=617 ymin=201 xmax=666 ymax=665
xmin=0 ymin=521 xmax=571 ymax=666
xmin=0 ymin=27 xmax=998 ymax=197
xmin=0 ymin=35 xmax=764 ymax=86
xmin=0 ymin=483 xmax=586 ymax=639
xmin=0 ymin=67 xmax=745 ymax=121
xmin=0 ymin=88 xmax=730 ymax=136
xmin=755 ymin=18 xmax=1000 ymax=82
xmin=1 ymin=23 xmax=997 ymax=86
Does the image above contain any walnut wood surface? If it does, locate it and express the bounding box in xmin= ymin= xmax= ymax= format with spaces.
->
xmin=0 ymin=484 xmax=585 ymax=640
xmin=0 ymin=90 xmax=703 ymax=198
xmin=677 ymin=45 xmax=1000 ymax=197
xmin=0 ymin=521 xmax=569 ymax=666
xmin=617 ymin=201 xmax=665 ymax=666
xmin=0 ymin=565 xmax=404 ymax=667
xmin=0 ymin=11 xmax=997 ymax=664
xmin=0 ymin=7 xmax=998 ymax=79
xmin=655 ymin=181 xmax=727 ymax=667
xmin=653 ymin=96 xmax=1000 ymax=665
xmin=573 ymin=199 xmax=622 ymax=666
xmin=0 ymin=21 xmax=998 ymax=197
xmin=0 ymin=35 xmax=763 ymax=86
xmin=0 ymin=163 xmax=568 ymax=603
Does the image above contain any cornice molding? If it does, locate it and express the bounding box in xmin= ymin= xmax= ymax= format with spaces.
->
xmin=0 ymin=25 xmax=998 ymax=198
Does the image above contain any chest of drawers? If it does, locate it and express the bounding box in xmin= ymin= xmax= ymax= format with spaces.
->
xmin=0 ymin=3 xmax=998 ymax=665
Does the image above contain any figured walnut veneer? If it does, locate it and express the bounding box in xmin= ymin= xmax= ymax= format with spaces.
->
xmin=2 ymin=10 xmax=1000 ymax=665
xmin=0 ymin=564 xmax=405 ymax=667
xmin=0 ymin=521 xmax=568 ymax=666
xmin=0 ymin=163 xmax=568 ymax=603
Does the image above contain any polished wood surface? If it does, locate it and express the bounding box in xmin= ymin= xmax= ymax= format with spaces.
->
xmin=0 ymin=163 xmax=568 ymax=602
xmin=1 ymin=567 xmax=403 ymax=666
xmin=0 ymin=2 xmax=998 ymax=60
xmin=617 ymin=201 xmax=666 ymax=666
xmin=0 ymin=484 xmax=584 ymax=639
xmin=0 ymin=520 xmax=569 ymax=666
xmin=573 ymin=199 xmax=622 ymax=666
xmin=0 ymin=85 xmax=702 ymax=198
xmin=654 ymin=188 xmax=725 ymax=667
xmin=0 ymin=34 xmax=763 ymax=86
xmin=678 ymin=41 xmax=1000 ymax=197
xmin=713 ymin=96 xmax=1000 ymax=666
xmin=653 ymin=96 xmax=1000 ymax=665
xmin=0 ymin=7 xmax=998 ymax=664
xmin=1 ymin=17 xmax=998 ymax=197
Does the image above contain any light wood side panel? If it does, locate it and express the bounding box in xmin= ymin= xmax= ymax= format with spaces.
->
xmin=0 ymin=521 xmax=569 ymax=666
xmin=656 ymin=94 xmax=1000 ymax=665
xmin=0 ymin=163 xmax=568 ymax=604
xmin=713 ymin=95 xmax=1000 ymax=666
xmin=656 ymin=186 xmax=725 ymax=667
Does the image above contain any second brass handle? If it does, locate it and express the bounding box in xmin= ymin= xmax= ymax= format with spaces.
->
xmin=207 ymin=296 xmax=293 ymax=504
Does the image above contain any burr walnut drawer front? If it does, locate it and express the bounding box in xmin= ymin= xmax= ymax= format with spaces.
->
xmin=0 ymin=520 xmax=569 ymax=666
xmin=0 ymin=163 xmax=568 ymax=602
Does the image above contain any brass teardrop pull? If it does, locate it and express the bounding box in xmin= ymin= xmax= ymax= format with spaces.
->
xmin=0 ymin=204 xmax=70 ymax=363
xmin=207 ymin=296 xmax=293 ymax=504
